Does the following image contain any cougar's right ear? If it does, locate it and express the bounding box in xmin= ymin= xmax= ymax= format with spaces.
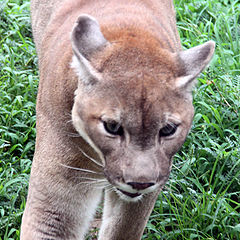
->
xmin=71 ymin=14 xmax=108 ymax=85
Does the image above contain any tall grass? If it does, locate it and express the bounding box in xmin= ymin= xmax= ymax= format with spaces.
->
xmin=0 ymin=1 xmax=37 ymax=239
xmin=0 ymin=0 xmax=239 ymax=239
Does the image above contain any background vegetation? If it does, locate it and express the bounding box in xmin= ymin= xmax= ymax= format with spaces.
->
xmin=0 ymin=0 xmax=239 ymax=239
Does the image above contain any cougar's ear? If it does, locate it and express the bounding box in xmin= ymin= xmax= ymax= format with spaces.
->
xmin=175 ymin=41 xmax=215 ymax=92
xmin=71 ymin=14 xmax=108 ymax=85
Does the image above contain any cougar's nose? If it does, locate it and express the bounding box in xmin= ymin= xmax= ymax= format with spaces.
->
xmin=127 ymin=182 xmax=155 ymax=190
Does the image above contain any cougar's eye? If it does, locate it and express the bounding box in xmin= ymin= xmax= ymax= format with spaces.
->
xmin=103 ymin=121 xmax=123 ymax=136
xmin=159 ymin=123 xmax=178 ymax=137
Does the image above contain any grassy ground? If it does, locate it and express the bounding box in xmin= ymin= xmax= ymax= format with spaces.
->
xmin=0 ymin=0 xmax=239 ymax=239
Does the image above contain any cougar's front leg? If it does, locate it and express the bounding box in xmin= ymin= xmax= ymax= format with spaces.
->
xmin=98 ymin=189 xmax=160 ymax=240
xmin=21 ymin=177 xmax=103 ymax=240
xmin=20 ymin=135 xmax=104 ymax=239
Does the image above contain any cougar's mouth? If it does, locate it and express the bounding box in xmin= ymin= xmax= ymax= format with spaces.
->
xmin=117 ymin=188 xmax=142 ymax=198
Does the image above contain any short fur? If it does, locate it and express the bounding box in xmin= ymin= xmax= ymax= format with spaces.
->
xmin=21 ymin=0 xmax=215 ymax=239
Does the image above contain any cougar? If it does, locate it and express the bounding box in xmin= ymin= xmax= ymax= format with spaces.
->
xmin=21 ymin=0 xmax=215 ymax=239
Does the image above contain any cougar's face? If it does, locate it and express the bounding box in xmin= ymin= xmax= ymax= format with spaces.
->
xmin=72 ymin=67 xmax=194 ymax=201
xmin=69 ymin=13 xmax=214 ymax=201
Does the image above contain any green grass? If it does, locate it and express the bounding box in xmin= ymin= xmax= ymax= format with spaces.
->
xmin=0 ymin=1 xmax=37 ymax=239
xmin=0 ymin=0 xmax=239 ymax=239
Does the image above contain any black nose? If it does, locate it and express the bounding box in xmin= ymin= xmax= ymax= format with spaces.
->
xmin=127 ymin=182 xmax=155 ymax=190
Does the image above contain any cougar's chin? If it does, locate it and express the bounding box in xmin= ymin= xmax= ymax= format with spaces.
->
xmin=112 ymin=182 xmax=158 ymax=202
xmin=114 ymin=188 xmax=143 ymax=202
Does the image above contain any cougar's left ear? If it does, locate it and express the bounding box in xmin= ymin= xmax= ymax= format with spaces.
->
xmin=175 ymin=41 xmax=215 ymax=91
xmin=71 ymin=14 xmax=108 ymax=85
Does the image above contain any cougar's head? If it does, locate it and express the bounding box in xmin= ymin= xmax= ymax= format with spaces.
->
xmin=71 ymin=15 xmax=215 ymax=201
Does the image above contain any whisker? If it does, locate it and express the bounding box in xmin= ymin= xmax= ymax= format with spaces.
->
xmin=65 ymin=173 xmax=106 ymax=184
xmin=66 ymin=118 xmax=73 ymax=124
xmin=60 ymin=163 xmax=103 ymax=175
xmin=76 ymin=181 xmax=98 ymax=185
xmin=67 ymin=132 xmax=82 ymax=138
xmin=78 ymin=147 xmax=104 ymax=168
xmin=104 ymin=182 xmax=113 ymax=188
xmin=91 ymin=182 xmax=111 ymax=189
xmin=75 ymin=176 xmax=106 ymax=181
xmin=101 ymin=183 xmax=112 ymax=189
xmin=104 ymin=185 xmax=115 ymax=194
xmin=76 ymin=179 xmax=109 ymax=188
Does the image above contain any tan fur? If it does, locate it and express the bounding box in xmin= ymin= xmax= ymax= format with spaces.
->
xmin=21 ymin=0 xmax=214 ymax=239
